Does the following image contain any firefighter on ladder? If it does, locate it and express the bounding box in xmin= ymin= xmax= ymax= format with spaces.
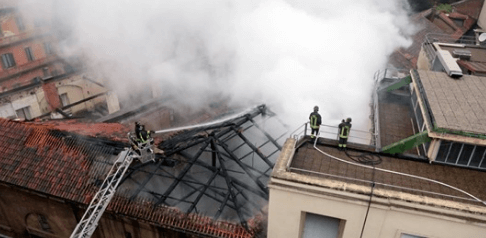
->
xmin=338 ymin=118 xmax=352 ymax=151
xmin=131 ymin=122 xmax=154 ymax=155
xmin=309 ymin=106 xmax=322 ymax=141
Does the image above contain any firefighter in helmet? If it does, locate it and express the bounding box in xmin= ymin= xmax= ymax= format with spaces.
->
xmin=338 ymin=117 xmax=352 ymax=151
xmin=309 ymin=106 xmax=322 ymax=140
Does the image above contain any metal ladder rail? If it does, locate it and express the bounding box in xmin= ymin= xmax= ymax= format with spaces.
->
xmin=70 ymin=149 xmax=134 ymax=238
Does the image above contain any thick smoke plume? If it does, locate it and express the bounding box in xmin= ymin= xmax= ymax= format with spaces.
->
xmin=20 ymin=0 xmax=414 ymax=131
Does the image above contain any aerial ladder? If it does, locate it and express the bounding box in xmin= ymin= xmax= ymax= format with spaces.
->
xmin=69 ymin=133 xmax=155 ymax=238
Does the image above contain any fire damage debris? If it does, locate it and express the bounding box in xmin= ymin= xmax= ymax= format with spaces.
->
xmin=0 ymin=104 xmax=287 ymax=237
xmin=118 ymin=104 xmax=288 ymax=230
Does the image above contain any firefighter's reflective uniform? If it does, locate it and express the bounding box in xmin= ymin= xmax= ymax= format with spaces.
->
xmin=309 ymin=106 xmax=322 ymax=139
xmin=338 ymin=118 xmax=352 ymax=150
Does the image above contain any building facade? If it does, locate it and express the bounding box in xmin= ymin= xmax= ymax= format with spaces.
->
xmin=268 ymin=138 xmax=486 ymax=238
xmin=0 ymin=5 xmax=120 ymax=120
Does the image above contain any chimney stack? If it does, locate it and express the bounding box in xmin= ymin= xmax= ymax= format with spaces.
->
xmin=41 ymin=79 xmax=61 ymax=112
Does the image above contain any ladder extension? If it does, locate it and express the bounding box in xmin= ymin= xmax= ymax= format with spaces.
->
xmin=70 ymin=149 xmax=134 ymax=238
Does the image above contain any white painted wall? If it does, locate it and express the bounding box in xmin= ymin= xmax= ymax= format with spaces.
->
xmin=0 ymin=103 xmax=15 ymax=118
xmin=268 ymin=181 xmax=486 ymax=238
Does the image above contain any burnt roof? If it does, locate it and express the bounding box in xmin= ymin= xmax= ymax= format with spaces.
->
xmin=0 ymin=117 xmax=265 ymax=237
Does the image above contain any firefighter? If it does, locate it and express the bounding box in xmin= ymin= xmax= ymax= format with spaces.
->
xmin=136 ymin=124 xmax=153 ymax=145
xmin=309 ymin=106 xmax=322 ymax=140
xmin=338 ymin=117 xmax=352 ymax=151
xmin=135 ymin=121 xmax=143 ymax=137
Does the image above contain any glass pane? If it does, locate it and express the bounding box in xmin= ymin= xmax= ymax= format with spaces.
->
xmin=302 ymin=213 xmax=340 ymax=238
xmin=457 ymin=144 xmax=475 ymax=165
xmin=401 ymin=234 xmax=426 ymax=238
xmin=469 ymin=146 xmax=486 ymax=167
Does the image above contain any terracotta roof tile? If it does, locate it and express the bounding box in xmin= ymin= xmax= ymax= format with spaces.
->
xmin=453 ymin=0 xmax=484 ymax=19
xmin=0 ymin=117 xmax=261 ymax=237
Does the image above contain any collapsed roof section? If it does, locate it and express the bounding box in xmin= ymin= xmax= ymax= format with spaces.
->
xmin=118 ymin=104 xmax=288 ymax=229
xmin=0 ymin=104 xmax=287 ymax=237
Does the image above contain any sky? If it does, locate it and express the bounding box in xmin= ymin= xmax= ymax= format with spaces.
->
xmin=20 ymin=0 xmax=415 ymax=132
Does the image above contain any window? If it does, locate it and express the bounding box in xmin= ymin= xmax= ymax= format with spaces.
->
xmin=59 ymin=93 xmax=70 ymax=107
xmin=1 ymin=53 xmax=16 ymax=69
xmin=43 ymin=42 xmax=53 ymax=55
xmin=302 ymin=213 xmax=344 ymax=238
xmin=15 ymin=16 xmax=25 ymax=31
xmin=37 ymin=214 xmax=51 ymax=232
xmin=15 ymin=106 xmax=31 ymax=120
xmin=401 ymin=233 xmax=426 ymax=238
xmin=31 ymin=77 xmax=41 ymax=84
xmin=25 ymin=47 xmax=35 ymax=61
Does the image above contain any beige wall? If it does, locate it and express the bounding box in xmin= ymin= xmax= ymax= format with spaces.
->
xmin=0 ymin=74 xmax=114 ymax=120
xmin=417 ymin=48 xmax=432 ymax=70
xmin=478 ymin=1 xmax=486 ymax=31
xmin=56 ymin=74 xmax=108 ymax=114
xmin=268 ymin=179 xmax=486 ymax=238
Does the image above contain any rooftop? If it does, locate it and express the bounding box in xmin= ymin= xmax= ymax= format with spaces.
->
xmin=0 ymin=104 xmax=287 ymax=237
xmin=389 ymin=0 xmax=484 ymax=69
xmin=272 ymin=138 xmax=486 ymax=215
xmin=415 ymin=70 xmax=486 ymax=135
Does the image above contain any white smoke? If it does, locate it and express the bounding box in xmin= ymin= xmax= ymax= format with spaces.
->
xmin=20 ymin=0 xmax=414 ymax=131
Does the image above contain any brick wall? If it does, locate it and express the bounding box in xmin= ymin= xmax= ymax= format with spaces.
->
xmin=0 ymin=184 xmax=197 ymax=238
xmin=41 ymin=81 xmax=61 ymax=111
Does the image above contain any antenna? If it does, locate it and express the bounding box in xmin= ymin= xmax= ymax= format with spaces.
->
xmin=479 ymin=33 xmax=486 ymax=43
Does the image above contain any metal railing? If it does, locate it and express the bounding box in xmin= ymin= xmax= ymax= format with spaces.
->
xmin=290 ymin=122 xmax=375 ymax=145
xmin=371 ymin=68 xmax=411 ymax=150
xmin=422 ymin=33 xmax=478 ymax=68
xmin=286 ymin=134 xmax=486 ymax=207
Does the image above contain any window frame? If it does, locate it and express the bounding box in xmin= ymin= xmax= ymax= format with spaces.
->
xmin=300 ymin=212 xmax=345 ymax=238
xmin=15 ymin=106 xmax=32 ymax=120
xmin=43 ymin=42 xmax=53 ymax=55
xmin=59 ymin=93 xmax=70 ymax=107
xmin=25 ymin=47 xmax=35 ymax=62
xmin=1 ymin=53 xmax=16 ymax=69
xmin=15 ymin=16 xmax=25 ymax=31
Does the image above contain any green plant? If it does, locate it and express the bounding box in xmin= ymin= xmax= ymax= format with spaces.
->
xmin=436 ymin=3 xmax=452 ymax=13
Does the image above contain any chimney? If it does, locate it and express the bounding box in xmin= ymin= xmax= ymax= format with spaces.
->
xmin=41 ymin=79 xmax=61 ymax=111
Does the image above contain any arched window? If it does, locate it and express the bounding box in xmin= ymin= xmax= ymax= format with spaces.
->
xmin=25 ymin=213 xmax=53 ymax=237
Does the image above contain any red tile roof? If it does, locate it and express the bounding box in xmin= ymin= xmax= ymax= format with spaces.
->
xmin=31 ymin=119 xmax=132 ymax=143
xmin=389 ymin=9 xmax=445 ymax=69
xmin=389 ymin=0 xmax=481 ymax=69
xmin=457 ymin=60 xmax=486 ymax=74
xmin=0 ymin=117 xmax=259 ymax=237
xmin=453 ymin=0 xmax=484 ymax=19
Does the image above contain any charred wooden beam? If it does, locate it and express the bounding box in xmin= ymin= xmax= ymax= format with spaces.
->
xmin=215 ymin=137 xmax=269 ymax=196
xmin=155 ymin=141 xmax=211 ymax=206
xmin=214 ymin=141 xmax=248 ymax=230
xmin=186 ymin=170 xmax=219 ymax=214
xmin=248 ymin=118 xmax=283 ymax=150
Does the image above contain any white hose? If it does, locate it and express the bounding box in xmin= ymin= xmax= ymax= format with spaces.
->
xmin=311 ymin=139 xmax=486 ymax=206
xmin=154 ymin=105 xmax=261 ymax=134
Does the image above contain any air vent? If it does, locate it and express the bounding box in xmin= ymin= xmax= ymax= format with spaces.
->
xmin=452 ymin=49 xmax=471 ymax=60
xmin=437 ymin=50 xmax=463 ymax=78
